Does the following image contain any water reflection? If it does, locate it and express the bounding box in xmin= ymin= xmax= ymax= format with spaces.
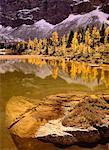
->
xmin=27 ymin=58 xmax=109 ymax=88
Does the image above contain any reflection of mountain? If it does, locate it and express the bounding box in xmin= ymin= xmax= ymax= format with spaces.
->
xmin=58 ymin=70 xmax=99 ymax=89
xmin=0 ymin=60 xmax=104 ymax=88
xmin=0 ymin=60 xmax=52 ymax=79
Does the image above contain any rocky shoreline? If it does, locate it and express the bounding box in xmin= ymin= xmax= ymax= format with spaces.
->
xmin=5 ymin=93 xmax=109 ymax=149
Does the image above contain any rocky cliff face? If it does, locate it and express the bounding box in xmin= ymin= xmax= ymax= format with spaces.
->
xmin=0 ymin=0 xmax=109 ymax=27
xmin=0 ymin=0 xmax=109 ymax=41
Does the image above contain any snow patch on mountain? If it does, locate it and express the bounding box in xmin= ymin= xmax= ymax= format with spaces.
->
xmin=76 ymin=8 xmax=109 ymax=27
xmin=16 ymin=7 xmax=40 ymax=20
xmin=0 ymin=25 xmax=13 ymax=34
xmin=61 ymin=14 xmax=81 ymax=24
xmin=0 ymin=7 xmax=109 ymax=41
xmin=47 ymin=8 xmax=109 ymax=37
xmin=91 ymin=8 xmax=109 ymax=23
xmin=60 ymin=8 xmax=109 ymax=26
xmin=9 ymin=19 xmax=54 ymax=40
xmin=34 ymin=19 xmax=54 ymax=30
xmin=0 ymin=25 xmax=21 ymax=43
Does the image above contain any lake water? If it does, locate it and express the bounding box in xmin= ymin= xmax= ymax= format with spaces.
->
xmin=0 ymin=58 xmax=109 ymax=150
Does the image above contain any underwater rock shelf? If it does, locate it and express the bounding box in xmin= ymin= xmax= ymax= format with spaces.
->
xmin=6 ymin=93 xmax=109 ymax=148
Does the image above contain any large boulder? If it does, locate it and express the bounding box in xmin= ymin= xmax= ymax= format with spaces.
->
xmin=6 ymin=93 xmax=109 ymax=148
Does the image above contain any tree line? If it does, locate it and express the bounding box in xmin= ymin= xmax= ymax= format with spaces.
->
xmin=5 ymin=25 xmax=109 ymax=55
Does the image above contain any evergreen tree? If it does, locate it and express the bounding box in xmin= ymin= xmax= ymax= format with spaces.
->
xmin=67 ymin=31 xmax=74 ymax=48
xmin=100 ymin=24 xmax=105 ymax=43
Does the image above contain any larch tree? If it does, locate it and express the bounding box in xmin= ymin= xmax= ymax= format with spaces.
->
xmin=71 ymin=32 xmax=79 ymax=53
xmin=105 ymin=26 xmax=109 ymax=44
xmin=28 ymin=39 xmax=34 ymax=50
xmin=37 ymin=39 xmax=43 ymax=54
xmin=61 ymin=35 xmax=67 ymax=55
xmin=85 ymin=28 xmax=92 ymax=46
xmin=51 ymin=32 xmax=59 ymax=52
xmin=92 ymin=27 xmax=101 ymax=47
xmin=84 ymin=28 xmax=92 ymax=53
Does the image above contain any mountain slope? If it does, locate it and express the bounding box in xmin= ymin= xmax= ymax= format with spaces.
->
xmin=7 ymin=8 xmax=109 ymax=41
xmin=47 ymin=8 xmax=109 ymax=37
xmin=0 ymin=1 xmax=109 ymax=41
xmin=9 ymin=19 xmax=54 ymax=41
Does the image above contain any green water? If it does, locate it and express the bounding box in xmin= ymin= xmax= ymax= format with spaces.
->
xmin=0 ymin=60 xmax=109 ymax=150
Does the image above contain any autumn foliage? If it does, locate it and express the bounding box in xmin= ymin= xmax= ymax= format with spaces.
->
xmin=16 ymin=25 xmax=109 ymax=57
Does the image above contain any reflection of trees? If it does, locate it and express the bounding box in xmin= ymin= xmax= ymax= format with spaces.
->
xmin=27 ymin=58 xmax=46 ymax=67
xmin=26 ymin=57 xmax=109 ymax=87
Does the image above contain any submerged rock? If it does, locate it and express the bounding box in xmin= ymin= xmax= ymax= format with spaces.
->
xmin=6 ymin=93 xmax=109 ymax=148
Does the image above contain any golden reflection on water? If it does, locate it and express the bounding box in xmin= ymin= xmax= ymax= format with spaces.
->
xmin=27 ymin=58 xmax=109 ymax=87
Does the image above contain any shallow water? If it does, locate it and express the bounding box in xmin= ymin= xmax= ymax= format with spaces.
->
xmin=0 ymin=58 xmax=109 ymax=150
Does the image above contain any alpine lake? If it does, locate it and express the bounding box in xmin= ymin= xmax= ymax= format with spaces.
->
xmin=0 ymin=57 xmax=109 ymax=150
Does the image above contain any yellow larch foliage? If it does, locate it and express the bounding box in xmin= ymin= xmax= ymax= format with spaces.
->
xmin=78 ymin=33 xmax=82 ymax=43
xmin=98 ymin=44 xmax=105 ymax=52
xmin=22 ymin=41 xmax=26 ymax=49
xmin=28 ymin=39 xmax=35 ymax=50
xmin=105 ymin=26 xmax=109 ymax=43
xmin=105 ymin=26 xmax=109 ymax=37
xmin=51 ymin=32 xmax=59 ymax=48
xmin=85 ymin=28 xmax=92 ymax=46
xmin=92 ymin=67 xmax=98 ymax=80
xmin=16 ymin=42 xmax=21 ymax=50
xmin=34 ymin=38 xmax=38 ymax=44
xmin=36 ymin=40 xmax=43 ymax=54
xmin=52 ymin=60 xmax=58 ymax=79
xmin=70 ymin=62 xmax=77 ymax=79
xmin=83 ymin=45 xmax=88 ymax=54
xmin=103 ymin=70 xmax=109 ymax=87
xmin=92 ymin=27 xmax=101 ymax=47
xmin=27 ymin=58 xmax=35 ymax=64
xmin=95 ymin=45 xmax=99 ymax=52
xmin=61 ymin=35 xmax=67 ymax=55
xmin=81 ymin=62 xmax=88 ymax=81
xmin=42 ymin=38 xmax=47 ymax=46
xmin=84 ymin=65 xmax=91 ymax=81
xmin=79 ymin=43 xmax=84 ymax=53
xmin=77 ymin=62 xmax=82 ymax=74
xmin=61 ymin=58 xmax=66 ymax=72
xmin=87 ymin=46 xmax=92 ymax=53
xmin=28 ymin=58 xmax=46 ymax=67
xmin=48 ymin=46 xmax=52 ymax=54
xmin=84 ymin=28 xmax=92 ymax=53
xmin=71 ymin=32 xmax=79 ymax=53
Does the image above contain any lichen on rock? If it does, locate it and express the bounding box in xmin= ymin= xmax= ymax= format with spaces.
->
xmin=5 ymin=93 xmax=109 ymax=147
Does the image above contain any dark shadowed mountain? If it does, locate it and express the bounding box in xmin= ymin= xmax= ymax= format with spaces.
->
xmin=0 ymin=0 xmax=109 ymax=41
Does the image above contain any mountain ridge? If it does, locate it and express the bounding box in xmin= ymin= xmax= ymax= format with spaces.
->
xmin=0 ymin=0 xmax=109 ymax=42
xmin=0 ymin=0 xmax=109 ymax=27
